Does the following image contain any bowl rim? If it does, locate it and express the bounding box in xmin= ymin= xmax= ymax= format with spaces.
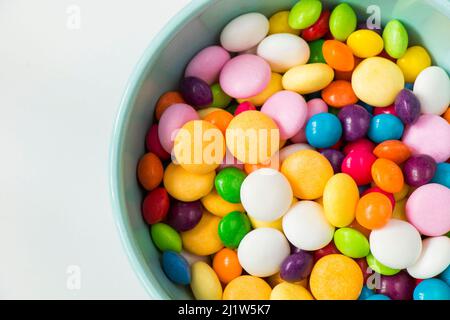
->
xmin=109 ymin=0 xmax=211 ymax=299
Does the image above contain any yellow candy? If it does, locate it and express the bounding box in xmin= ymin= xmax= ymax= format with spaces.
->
xmin=266 ymin=272 xmax=308 ymax=288
xmin=282 ymin=63 xmax=334 ymax=94
xmin=352 ymin=57 xmax=404 ymax=107
xmin=174 ymin=120 xmax=225 ymax=174
xmin=201 ymin=189 xmax=245 ymax=217
xmin=198 ymin=107 xmax=221 ymax=119
xmin=223 ymin=276 xmax=272 ymax=300
xmin=392 ymin=198 xmax=407 ymax=221
xmin=397 ymin=46 xmax=432 ymax=83
xmin=281 ymin=150 xmax=334 ymax=200
xmin=181 ymin=211 xmax=223 ymax=256
xmin=394 ymin=183 xmax=410 ymax=201
xmin=249 ymin=216 xmax=283 ymax=231
xmin=346 ymin=30 xmax=384 ymax=58
xmin=270 ymin=282 xmax=314 ymax=300
xmin=191 ymin=261 xmax=223 ymax=300
xmin=164 ymin=163 xmax=215 ymax=201
xmin=323 ymin=173 xmax=359 ymax=227
xmin=226 ymin=111 xmax=280 ymax=164
xmin=309 ymin=254 xmax=363 ymax=300
xmin=238 ymin=73 xmax=283 ymax=106
xmin=269 ymin=11 xmax=300 ymax=35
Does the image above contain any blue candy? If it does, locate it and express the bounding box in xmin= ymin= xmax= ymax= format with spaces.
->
xmin=404 ymin=82 xmax=414 ymax=90
xmin=162 ymin=251 xmax=191 ymax=285
xmin=358 ymin=285 xmax=375 ymax=300
xmin=306 ymin=113 xmax=342 ymax=148
xmin=431 ymin=163 xmax=450 ymax=188
xmin=366 ymin=294 xmax=391 ymax=300
xmin=440 ymin=265 xmax=450 ymax=286
xmin=414 ymin=278 xmax=450 ymax=300
xmin=368 ymin=114 xmax=404 ymax=143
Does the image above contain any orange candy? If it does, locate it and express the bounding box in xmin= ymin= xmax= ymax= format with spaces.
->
xmin=212 ymin=248 xmax=242 ymax=284
xmin=356 ymin=192 xmax=392 ymax=230
xmin=322 ymin=40 xmax=355 ymax=72
xmin=373 ymin=140 xmax=411 ymax=164
xmin=203 ymin=110 xmax=234 ymax=135
xmin=155 ymin=91 xmax=185 ymax=120
xmin=321 ymin=80 xmax=358 ymax=107
xmin=137 ymin=152 xmax=164 ymax=191
xmin=334 ymin=56 xmax=362 ymax=81
xmin=371 ymin=158 xmax=404 ymax=193
xmin=443 ymin=107 xmax=450 ymax=123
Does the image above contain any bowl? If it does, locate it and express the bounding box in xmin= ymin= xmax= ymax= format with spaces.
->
xmin=110 ymin=0 xmax=450 ymax=299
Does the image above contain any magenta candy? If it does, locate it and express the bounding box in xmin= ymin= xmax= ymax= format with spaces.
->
xmin=394 ymin=89 xmax=421 ymax=125
xmin=280 ymin=251 xmax=314 ymax=282
xmin=343 ymin=138 xmax=375 ymax=155
xmin=338 ymin=104 xmax=372 ymax=141
xmin=146 ymin=124 xmax=171 ymax=160
xmin=320 ymin=149 xmax=345 ymax=173
xmin=376 ymin=271 xmax=416 ymax=300
xmin=234 ymin=101 xmax=256 ymax=116
xmin=180 ymin=77 xmax=213 ymax=108
xmin=166 ymin=200 xmax=203 ymax=232
xmin=403 ymin=154 xmax=437 ymax=187
xmin=185 ymin=46 xmax=231 ymax=85
xmin=341 ymin=149 xmax=377 ymax=185
xmin=373 ymin=105 xmax=397 ymax=116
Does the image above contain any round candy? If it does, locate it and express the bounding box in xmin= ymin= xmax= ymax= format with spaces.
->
xmin=368 ymin=114 xmax=404 ymax=144
xmin=366 ymin=253 xmax=400 ymax=276
xmin=220 ymin=54 xmax=271 ymax=99
xmin=320 ymin=149 xmax=344 ymax=173
xmin=352 ymin=57 xmax=404 ymax=107
xmin=322 ymin=40 xmax=355 ymax=72
xmin=310 ymin=254 xmax=363 ymax=300
xmin=150 ymin=223 xmax=182 ymax=252
xmin=142 ymin=187 xmax=170 ymax=225
xmin=369 ymin=219 xmax=422 ymax=269
xmin=137 ymin=153 xmax=163 ymax=191
xmin=223 ymin=276 xmax=272 ymax=300
xmin=402 ymin=114 xmax=450 ymax=163
xmin=362 ymin=187 xmax=395 ymax=209
xmin=257 ymin=33 xmax=309 ymax=73
xmin=338 ymin=104 xmax=371 ymax=141
xmin=162 ymin=251 xmax=191 ymax=285
xmin=341 ymin=149 xmax=376 ymax=185
xmin=334 ymin=228 xmax=370 ymax=258
xmin=281 ymin=150 xmax=334 ymax=199
xmin=431 ymin=163 xmax=450 ymax=188
xmin=322 ymin=80 xmax=358 ymax=107
xmin=191 ymin=261 xmax=222 ymax=300
xmin=145 ymin=124 xmax=170 ymax=160
xmin=373 ymin=140 xmax=411 ymax=164
xmin=359 ymin=286 xmax=375 ymax=300
xmin=181 ymin=211 xmax=223 ymax=256
xmin=373 ymin=104 xmax=397 ymax=116
xmin=371 ymin=158 xmax=404 ymax=193
xmin=220 ymin=13 xmax=269 ymax=52
xmin=382 ymin=20 xmax=408 ymax=59
xmin=283 ymin=201 xmax=335 ymax=250
xmin=240 ymin=168 xmax=293 ymax=222
xmin=301 ymin=10 xmax=330 ymax=41
xmin=155 ymin=91 xmax=185 ymax=121
xmin=203 ymin=109 xmax=233 ymax=135
xmin=201 ymin=189 xmax=244 ymax=218
xmin=234 ymin=101 xmax=256 ymax=116
xmin=209 ymin=83 xmax=232 ymax=108
xmin=180 ymin=77 xmax=213 ymax=108
xmin=346 ymin=29 xmax=383 ymax=58
xmin=308 ymin=39 xmax=325 ymax=63
xmin=215 ymin=167 xmax=246 ymax=203
xmin=163 ymin=163 xmax=215 ymax=202
xmin=397 ymin=46 xmax=432 ymax=83
xmin=306 ymin=113 xmax=342 ymax=148
xmin=237 ymin=228 xmax=290 ymax=277
xmin=270 ymin=282 xmax=314 ymax=300
xmin=413 ymin=66 xmax=450 ymax=115
xmin=269 ymin=11 xmax=300 ymax=35
xmin=212 ymin=248 xmax=242 ymax=284
xmin=376 ymin=271 xmax=416 ymax=300
xmin=288 ymin=0 xmax=322 ymax=29
xmin=407 ymin=236 xmax=450 ymax=279
xmin=329 ymin=3 xmax=357 ymax=41
xmin=403 ymin=154 xmax=436 ymax=187
xmin=414 ymin=278 xmax=450 ymax=300
xmin=238 ymin=72 xmax=283 ymax=106
xmin=406 ymin=183 xmax=450 ymax=236
xmin=283 ymin=63 xmax=334 ymax=94
xmin=280 ymin=251 xmax=314 ymax=282
xmin=166 ymin=200 xmax=203 ymax=232
xmin=356 ymin=193 xmax=392 ymax=230
xmin=366 ymin=294 xmax=391 ymax=300
xmin=185 ymin=46 xmax=231 ymax=85
xmin=218 ymin=211 xmax=251 ymax=249
xmin=394 ymin=89 xmax=421 ymax=125
xmin=343 ymin=138 xmax=375 ymax=155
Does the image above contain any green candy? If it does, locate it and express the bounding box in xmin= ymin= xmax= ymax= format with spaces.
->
xmin=366 ymin=253 xmax=400 ymax=276
xmin=288 ymin=0 xmax=322 ymax=29
xmin=150 ymin=223 xmax=182 ymax=252
xmin=334 ymin=228 xmax=370 ymax=258
xmin=329 ymin=3 xmax=357 ymax=41
xmin=215 ymin=167 xmax=246 ymax=203
xmin=218 ymin=211 xmax=251 ymax=249
xmin=209 ymin=83 xmax=231 ymax=108
xmin=308 ymin=39 xmax=326 ymax=63
xmin=383 ymin=19 xmax=409 ymax=59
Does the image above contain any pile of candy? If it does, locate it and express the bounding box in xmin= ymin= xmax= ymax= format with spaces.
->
xmin=136 ymin=0 xmax=450 ymax=300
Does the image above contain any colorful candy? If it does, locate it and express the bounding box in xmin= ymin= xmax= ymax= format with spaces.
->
xmin=212 ymin=248 xmax=242 ymax=284
xmin=142 ymin=187 xmax=170 ymax=225
xmin=166 ymin=200 xmax=203 ymax=232
xmin=280 ymin=251 xmax=314 ymax=282
xmin=368 ymin=114 xmax=404 ymax=143
xmin=283 ymin=63 xmax=334 ymax=94
xmin=218 ymin=211 xmax=251 ymax=248
xmin=306 ymin=113 xmax=342 ymax=148
xmin=162 ymin=251 xmax=191 ymax=285
xmin=338 ymin=104 xmax=371 ymax=141
xmin=413 ymin=279 xmax=450 ymax=300
xmin=346 ymin=29 xmax=384 ymax=58
xmin=151 ymin=223 xmax=182 ymax=252
xmin=382 ymin=20 xmax=408 ymax=59
xmin=270 ymin=282 xmax=314 ymax=300
xmin=407 ymin=236 xmax=450 ymax=279
xmin=301 ymin=10 xmax=330 ymax=41
xmin=334 ymin=228 xmax=370 ymax=258
xmin=269 ymin=11 xmax=300 ymax=35
xmin=413 ymin=66 xmax=450 ymax=115
xmin=137 ymin=153 xmax=163 ymax=191
xmin=321 ymin=80 xmax=358 ymax=107
xmin=288 ymin=0 xmax=322 ymax=29
xmin=322 ymin=40 xmax=355 ymax=72
xmin=185 ymin=46 xmax=231 ymax=85
xmin=191 ymin=261 xmax=222 ymax=300
xmin=403 ymin=154 xmax=436 ymax=187
xmin=329 ymin=3 xmax=356 ymax=41
xmin=223 ymin=276 xmax=272 ymax=300
xmin=397 ymin=46 xmax=431 ymax=82
xmin=356 ymin=192 xmax=392 ymax=230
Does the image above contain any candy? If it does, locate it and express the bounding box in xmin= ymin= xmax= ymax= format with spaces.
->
xmin=280 ymin=251 xmax=314 ymax=282
xmin=162 ymin=251 xmax=191 ymax=285
xmin=394 ymin=183 xmax=410 ymax=201
xmin=270 ymin=282 xmax=314 ymax=300
xmin=185 ymin=46 xmax=231 ymax=85
xmin=288 ymin=0 xmax=322 ymax=29
xmin=151 ymin=223 xmax=182 ymax=252
xmin=249 ymin=215 xmax=283 ymax=232
xmin=334 ymin=228 xmax=369 ymax=258
xmin=234 ymin=101 xmax=256 ymax=116
xmin=320 ymin=149 xmax=344 ymax=173
xmin=283 ymin=63 xmax=334 ymax=94
xmin=397 ymin=46 xmax=431 ymax=83
xmin=343 ymin=138 xmax=375 ymax=155
xmin=394 ymin=89 xmax=421 ymax=125
xmin=362 ymin=187 xmax=395 ymax=209
xmin=366 ymin=294 xmax=391 ymax=300
xmin=373 ymin=104 xmax=397 ymax=116
xmin=137 ymin=153 xmax=163 ymax=191
xmin=203 ymin=109 xmax=233 ymax=135
xmin=338 ymin=105 xmax=371 ymax=141
xmin=368 ymin=114 xmax=404 ymax=143
xmin=366 ymin=253 xmax=400 ymax=276
xmin=237 ymin=228 xmax=290 ymax=277
xmin=329 ymin=3 xmax=357 ymax=41
xmin=369 ymin=219 xmax=422 ymax=269
xmin=180 ymin=250 xmax=210 ymax=266
xmin=181 ymin=211 xmax=223 ymax=256
xmin=142 ymin=187 xmax=170 ymax=225
xmin=310 ymin=254 xmax=363 ymax=300
xmin=283 ymin=201 xmax=335 ymax=250
xmin=322 ymin=40 xmax=355 ymax=72
xmin=209 ymin=83 xmax=232 ymax=108
xmin=356 ymin=192 xmax=392 ymax=230
xmin=306 ymin=113 xmax=342 ymax=148
xmin=223 ymin=276 xmax=272 ymax=300
xmin=407 ymin=236 xmax=450 ymax=279
xmin=376 ymin=271 xmax=415 ymax=300
xmin=301 ymin=10 xmax=330 ymax=41
xmin=431 ymin=163 xmax=450 ymax=188
xmin=200 ymin=189 xmax=244 ymax=217
xmin=215 ymin=167 xmax=246 ymax=203
xmin=180 ymin=77 xmax=213 ymax=108
xmin=307 ymin=39 xmax=325 ymax=63
xmin=406 ymin=183 xmax=450 ymax=236
xmin=238 ymin=72 xmax=283 ymax=106
xmin=341 ymin=149 xmax=376 ymax=185
xmin=212 ymin=248 xmax=242 ymax=284
xmin=352 ymin=57 xmax=404 ymax=107
xmin=371 ymin=158 xmax=404 ymax=193
xmin=155 ymin=91 xmax=185 ymax=121
xmin=220 ymin=13 xmax=269 ymax=52
xmin=240 ymin=168 xmax=293 ymax=222
xmin=359 ymin=286 xmax=375 ymax=300
xmin=414 ymin=279 xmax=450 ymax=300
xmin=321 ymin=80 xmax=358 ymax=107
xmin=269 ymin=11 xmax=300 ymax=35
xmin=441 ymin=266 xmax=450 ymax=286
xmin=191 ymin=261 xmax=222 ymax=300
xmin=413 ymin=66 xmax=450 ymax=115
xmin=346 ymin=29 xmax=383 ymax=58
xmin=166 ymin=200 xmax=203 ymax=232
xmin=403 ymin=154 xmax=436 ymax=187
xmin=382 ymin=20 xmax=408 ymax=59
xmin=373 ymin=140 xmax=411 ymax=164
xmin=145 ymin=124 xmax=171 ymax=160
xmin=218 ymin=211 xmax=251 ymax=249
xmin=198 ymin=107 xmax=221 ymax=119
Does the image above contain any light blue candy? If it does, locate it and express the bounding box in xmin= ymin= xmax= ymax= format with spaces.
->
xmin=414 ymin=278 xmax=450 ymax=300
xmin=440 ymin=265 xmax=450 ymax=286
xmin=162 ymin=251 xmax=191 ymax=285
xmin=368 ymin=114 xmax=404 ymax=143
xmin=431 ymin=163 xmax=450 ymax=188
xmin=306 ymin=113 xmax=342 ymax=148
xmin=359 ymin=285 xmax=375 ymax=300
xmin=366 ymin=294 xmax=391 ymax=300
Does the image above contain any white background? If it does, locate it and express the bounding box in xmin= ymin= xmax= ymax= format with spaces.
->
xmin=0 ymin=0 xmax=191 ymax=299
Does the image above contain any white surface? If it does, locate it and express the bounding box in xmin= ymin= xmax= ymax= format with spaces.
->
xmin=0 ymin=0 xmax=191 ymax=299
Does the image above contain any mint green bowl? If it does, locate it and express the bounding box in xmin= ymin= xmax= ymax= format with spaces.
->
xmin=110 ymin=0 xmax=450 ymax=299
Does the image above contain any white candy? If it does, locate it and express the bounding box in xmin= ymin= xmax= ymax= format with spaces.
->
xmin=237 ymin=228 xmax=290 ymax=277
xmin=279 ymin=143 xmax=314 ymax=164
xmin=413 ymin=66 xmax=450 ymax=115
xmin=220 ymin=13 xmax=269 ymax=52
xmin=240 ymin=168 xmax=293 ymax=222
xmin=257 ymin=33 xmax=310 ymax=73
xmin=407 ymin=236 xmax=450 ymax=279
xmin=370 ymin=219 xmax=422 ymax=270
xmin=282 ymin=201 xmax=334 ymax=251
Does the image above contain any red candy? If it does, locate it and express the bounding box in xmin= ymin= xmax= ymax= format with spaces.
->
xmin=145 ymin=124 xmax=171 ymax=160
xmin=341 ymin=149 xmax=377 ymax=185
xmin=142 ymin=187 xmax=170 ymax=224
xmin=313 ymin=241 xmax=340 ymax=262
xmin=343 ymin=138 xmax=375 ymax=155
xmin=234 ymin=101 xmax=256 ymax=116
xmin=301 ymin=10 xmax=331 ymax=41
xmin=362 ymin=187 xmax=395 ymax=209
xmin=372 ymin=104 xmax=397 ymax=116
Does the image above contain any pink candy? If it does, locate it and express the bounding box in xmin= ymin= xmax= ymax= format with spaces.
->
xmin=185 ymin=46 xmax=231 ymax=85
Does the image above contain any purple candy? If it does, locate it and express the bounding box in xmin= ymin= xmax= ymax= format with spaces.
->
xmin=403 ymin=154 xmax=437 ymax=187
xmin=376 ymin=271 xmax=416 ymax=300
xmin=338 ymin=105 xmax=372 ymax=141
xmin=357 ymin=21 xmax=382 ymax=35
xmin=280 ymin=251 xmax=314 ymax=282
xmin=321 ymin=149 xmax=345 ymax=173
xmin=395 ymin=89 xmax=421 ymax=125
xmin=166 ymin=200 xmax=203 ymax=232
xmin=180 ymin=77 xmax=213 ymax=108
